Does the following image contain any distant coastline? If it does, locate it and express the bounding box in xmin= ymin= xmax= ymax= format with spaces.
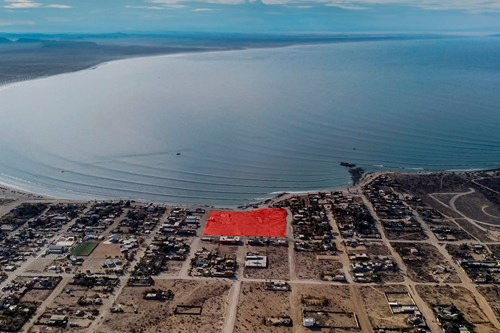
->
xmin=0 ymin=33 xmax=471 ymax=88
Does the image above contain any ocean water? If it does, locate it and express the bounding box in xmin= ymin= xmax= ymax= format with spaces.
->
xmin=0 ymin=37 xmax=499 ymax=206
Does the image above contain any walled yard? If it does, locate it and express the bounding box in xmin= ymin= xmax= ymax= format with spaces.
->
xmin=291 ymin=284 xmax=361 ymax=333
xmin=189 ymin=243 xmax=238 ymax=278
xmin=359 ymin=285 xmax=427 ymax=331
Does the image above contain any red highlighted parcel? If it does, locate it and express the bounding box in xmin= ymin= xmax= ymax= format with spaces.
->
xmin=203 ymin=209 xmax=287 ymax=238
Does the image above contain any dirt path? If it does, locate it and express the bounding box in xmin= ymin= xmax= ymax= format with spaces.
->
xmin=288 ymin=240 xmax=297 ymax=282
xmin=350 ymin=285 xmax=372 ymax=331
xmin=179 ymin=237 xmax=200 ymax=279
xmin=481 ymin=205 xmax=500 ymax=219
xmin=472 ymin=179 xmax=500 ymax=195
xmin=449 ymin=188 xmax=475 ymax=211
xmin=222 ymin=281 xmax=241 ymax=333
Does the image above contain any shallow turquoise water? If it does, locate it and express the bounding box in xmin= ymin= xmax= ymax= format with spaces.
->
xmin=0 ymin=37 xmax=499 ymax=205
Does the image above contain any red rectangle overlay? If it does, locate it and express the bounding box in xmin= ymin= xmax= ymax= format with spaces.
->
xmin=204 ymin=209 xmax=287 ymax=238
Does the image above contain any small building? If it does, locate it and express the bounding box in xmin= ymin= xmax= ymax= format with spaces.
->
xmin=48 ymin=315 xmax=68 ymax=326
xmin=47 ymin=245 xmax=67 ymax=254
xmin=0 ymin=224 xmax=15 ymax=232
xmin=265 ymin=281 xmax=291 ymax=291
xmin=303 ymin=317 xmax=316 ymax=327
xmin=245 ymin=254 xmax=268 ymax=268
xmin=219 ymin=236 xmax=240 ymax=245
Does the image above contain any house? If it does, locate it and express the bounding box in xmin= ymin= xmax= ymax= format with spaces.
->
xmin=219 ymin=236 xmax=240 ymax=245
xmin=0 ymin=224 xmax=15 ymax=232
xmin=303 ymin=317 xmax=316 ymax=327
xmin=48 ymin=315 xmax=68 ymax=326
xmin=245 ymin=254 xmax=268 ymax=268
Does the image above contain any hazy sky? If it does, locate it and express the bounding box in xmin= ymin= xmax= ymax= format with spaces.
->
xmin=1 ymin=0 xmax=500 ymax=33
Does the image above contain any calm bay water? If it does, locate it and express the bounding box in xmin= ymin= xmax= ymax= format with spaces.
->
xmin=0 ymin=37 xmax=499 ymax=205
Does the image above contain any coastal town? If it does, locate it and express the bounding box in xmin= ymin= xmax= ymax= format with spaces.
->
xmin=0 ymin=169 xmax=499 ymax=333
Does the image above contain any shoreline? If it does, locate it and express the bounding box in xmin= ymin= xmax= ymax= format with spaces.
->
xmin=1 ymin=168 xmax=498 ymax=209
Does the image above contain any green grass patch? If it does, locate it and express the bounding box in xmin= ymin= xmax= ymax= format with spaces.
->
xmin=71 ymin=242 xmax=99 ymax=256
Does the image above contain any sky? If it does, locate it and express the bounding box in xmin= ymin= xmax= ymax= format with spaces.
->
xmin=1 ymin=0 xmax=500 ymax=34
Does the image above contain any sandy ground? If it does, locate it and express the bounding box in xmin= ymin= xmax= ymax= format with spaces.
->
xmin=234 ymin=282 xmax=292 ymax=333
xmin=97 ymin=279 xmax=231 ymax=333
xmin=20 ymin=289 xmax=54 ymax=304
xmin=359 ymin=285 xmax=414 ymax=330
xmin=294 ymin=252 xmax=343 ymax=281
xmin=80 ymin=243 xmax=125 ymax=274
xmin=477 ymin=285 xmax=500 ymax=320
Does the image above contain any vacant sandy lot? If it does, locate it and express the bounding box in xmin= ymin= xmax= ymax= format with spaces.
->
xmin=234 ymin=282 xmax=292 ymax=333
xmin=80 ymin=243 xmax=125 ymax=274
xmin=25 ymin=257 xmax=56 ymax=274
xmin=294 ymin=252 xmax=343 ymax=281
xmin=97 ymin=279 xmax=231 ymax=333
